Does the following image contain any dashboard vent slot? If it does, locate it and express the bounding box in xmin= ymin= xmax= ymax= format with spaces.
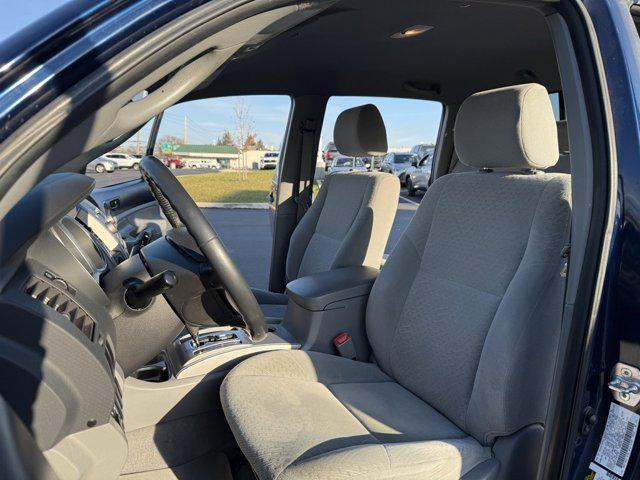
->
xmin=104 ymin=339 xmax=116 ymax=370
xmin=111 ymin=388 xmax=124 ymax=428
xmin=24 ymin=277 xmax=96 ymax=341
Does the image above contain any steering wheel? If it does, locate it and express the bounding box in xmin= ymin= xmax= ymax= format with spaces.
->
xmin=139 ymin=155 xmax=267 ymax=341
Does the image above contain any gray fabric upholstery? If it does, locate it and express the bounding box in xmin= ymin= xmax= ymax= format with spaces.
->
xmin=286 ymin=172 xmax=399 ymax=281
xmin=367 ymin=171 xmax=571 ymax=443
xmin=455 ymin=83 xmax=559 ymax=170
xmin=221 ymin=84 xmax=572 ymax=479
xmin=221 ymin=351 xmax=491 ymax=480
xmin=257 ymin=113 xmax=397 ymax=322
xmin=334 ymin=104 xmax=388 ymax=157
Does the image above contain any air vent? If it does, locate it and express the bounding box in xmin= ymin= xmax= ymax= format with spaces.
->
xmin=104 ymin=339 xmax=116 ymax=370
xmin=24 ymin=277 xmax=96 ymax=341
xmin=111 ymin=385 xmax=124 ymax=428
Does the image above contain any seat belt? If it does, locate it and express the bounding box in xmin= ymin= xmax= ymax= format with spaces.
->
xmin=295 ymin=119 xmax=316 ymax=222
xmin=559 ymin=217 xmax=572 ymax=308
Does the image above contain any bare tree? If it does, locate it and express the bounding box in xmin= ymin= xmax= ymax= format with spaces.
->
xmin=233 ymin=98 xmax=255 ymax=180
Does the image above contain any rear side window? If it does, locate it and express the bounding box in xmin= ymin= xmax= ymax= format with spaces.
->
xmin=549 ymin=92 xmax=564 ymax=121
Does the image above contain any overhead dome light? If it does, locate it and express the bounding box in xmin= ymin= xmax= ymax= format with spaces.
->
xmin=391 ymin=25 xmax=434 ymax=39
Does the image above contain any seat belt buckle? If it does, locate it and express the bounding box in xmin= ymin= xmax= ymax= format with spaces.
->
xmin=333 ymin=332 xmax=356 ymax=360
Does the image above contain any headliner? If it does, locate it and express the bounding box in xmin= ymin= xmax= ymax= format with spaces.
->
xmin=192 ymin=0 xmax=560 ymax=104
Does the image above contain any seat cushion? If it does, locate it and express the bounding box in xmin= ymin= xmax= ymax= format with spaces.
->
xmin=221 ymin=351 xmax=491 ymax=480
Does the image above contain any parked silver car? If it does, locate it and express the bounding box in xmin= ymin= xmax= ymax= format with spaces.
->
xmin=327 ymin=156 xmax=368 ymax=173
xmin=406 ymin=152 xmax=434 ymax=196
xmin=380 ymin=152 xmax=418 ymax=186
xmin=86 ymin=156 xmax=117 ymax=173
xmin=103 ymin=152 xmax=141 ymax=169
xmin=409 ymin=143 xmax=434 ymax=160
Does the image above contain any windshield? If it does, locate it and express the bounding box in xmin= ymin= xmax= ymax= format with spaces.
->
xmin=333 ymin=158 xmax=364 ymax=167
xmin=394 ymin=154 xmax=416 ymax=164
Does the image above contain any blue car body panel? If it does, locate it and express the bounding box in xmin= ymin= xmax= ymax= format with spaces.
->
xmin=565 ymin=1 xmax=640 ymax=478
xmin=0 ymin=0 xmax=235 ymax=144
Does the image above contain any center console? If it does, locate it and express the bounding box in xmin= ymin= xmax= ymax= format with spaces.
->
xmin=124 ymin=265 xmax=379 ymax=434
xmin=135 ymin=266 xmax=379 ymax=380
xmin=281 ymin=266 xmax=379 ymax=361
xmin=165 ymin=325 xmax=300 ymax=379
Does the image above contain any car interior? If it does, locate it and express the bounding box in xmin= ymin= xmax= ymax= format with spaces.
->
xmin=0 ymin=0 xmax=607 ymax=479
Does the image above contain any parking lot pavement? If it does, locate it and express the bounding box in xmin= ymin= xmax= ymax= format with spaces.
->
xmin=201 ymin=208 xmax=274 ymax=290
xmin=201 ymin=188 xmax=420 ymax=290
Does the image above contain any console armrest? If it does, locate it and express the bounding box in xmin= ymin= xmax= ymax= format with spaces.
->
xmin=286 ymin=266 xmax=379 ymax=311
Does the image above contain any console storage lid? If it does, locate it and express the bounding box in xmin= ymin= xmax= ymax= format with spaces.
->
xmin=285 ymin=266 xmax=379 ymax=311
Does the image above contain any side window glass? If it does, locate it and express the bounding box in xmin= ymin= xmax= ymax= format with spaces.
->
xmin=549 ymin=92 xmax=563 ymax=121
xmin=84 ymin=119 xmax=154 ymax=186
xmin=85 ymin=96 xmax=291 ymax=290
xmin=152 ymin=95 xmax=291 ymax=289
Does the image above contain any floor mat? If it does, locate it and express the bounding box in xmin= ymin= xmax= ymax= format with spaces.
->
xmin=119 ymin=451 xmax=232 ymax=480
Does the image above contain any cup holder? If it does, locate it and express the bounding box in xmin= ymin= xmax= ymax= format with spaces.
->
xmin=132 ymin=354 xmax=170 ymax=382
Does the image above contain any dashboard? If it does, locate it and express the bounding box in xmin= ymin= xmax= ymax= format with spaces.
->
xmin=0 ymin=172 xmax=190 ymax=458
xmin=0 ymin=174 xmax=132 ymax=451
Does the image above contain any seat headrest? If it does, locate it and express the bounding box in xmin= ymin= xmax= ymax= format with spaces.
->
xmin=455 ymin=83 xmax=559 ymax=170
xmin=334 ymin=104 xmax=388 ymax=157
xmin=557 ymin=119 xmax=569 ymax=154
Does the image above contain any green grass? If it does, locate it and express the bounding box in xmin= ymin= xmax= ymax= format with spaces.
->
xmin=178 ymin=170 xmax=274 ymax=203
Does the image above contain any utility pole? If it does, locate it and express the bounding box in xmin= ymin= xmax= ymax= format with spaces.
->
xmin=136 ymin=131 xmax=140 ymax=155
xmin=183 ymin=115 xmax=188 ymax=144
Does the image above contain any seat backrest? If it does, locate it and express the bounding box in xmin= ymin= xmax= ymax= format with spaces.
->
xmin=285 ymin=105 xmax=399 ymax=281
xmin=367 ymin=83 xmax=571 ymax=445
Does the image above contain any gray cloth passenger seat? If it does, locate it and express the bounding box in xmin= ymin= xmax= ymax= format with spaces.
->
xmin=255 ymin=104 xmax=400 ymax=321
xmin=222 ymin=83 xmax=572 ymax=480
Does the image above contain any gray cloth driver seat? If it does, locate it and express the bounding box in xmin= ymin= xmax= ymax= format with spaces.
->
xmin=221 ymin=84 xmax=572 ymax=479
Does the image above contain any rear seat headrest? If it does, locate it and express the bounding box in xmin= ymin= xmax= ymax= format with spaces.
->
xmin=334 ymin=104 xmax=388 ymax=157
xmin=455 ymin=83 xmax=559 ymax=170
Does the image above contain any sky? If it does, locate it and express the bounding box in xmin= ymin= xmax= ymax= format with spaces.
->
xmin=1 ymin=1 xmax=444 ymax=151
